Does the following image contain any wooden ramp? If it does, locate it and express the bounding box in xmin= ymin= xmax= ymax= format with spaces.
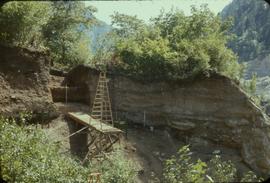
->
xmin=67 ymin=112 xmax=123 ymax=163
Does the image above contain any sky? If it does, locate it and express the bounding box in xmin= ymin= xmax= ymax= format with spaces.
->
xmin=85 ymin=0 xmax=233 ymax=25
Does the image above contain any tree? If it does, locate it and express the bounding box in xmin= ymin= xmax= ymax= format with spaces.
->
xmin=91 ymin=31 xmax=118 ymax=71
xmin=249 ymin=73 xmax=257 ymax=95
xmin=42 ymin=1 xmax=97 ymax=68
xmin=0 ymin=1 xmax=51 ymax=48
xmin=109 ymin=5 xmax=241 ymax=81
xmin=0 ymin=1 xmax=96 ymax=69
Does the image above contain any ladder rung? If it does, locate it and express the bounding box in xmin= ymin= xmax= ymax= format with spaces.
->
xmin=91 ymin=111 xmax=101 ymax=113
xmin=94 ymin=99 xmax=103 ymax=101
xmin=93 ymin=104 xmax=103 ymax=106
xmin=94 ymin=102 xmax=102 ymax=106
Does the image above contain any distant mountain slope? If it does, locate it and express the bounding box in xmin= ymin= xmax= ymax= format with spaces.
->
xmin=221 ymin=0 xmax=270 ymax=101
xmin=89 ymin=21 xmax=112 ymax=52
xmin=221 ymin=0 xmax=270 ymax=62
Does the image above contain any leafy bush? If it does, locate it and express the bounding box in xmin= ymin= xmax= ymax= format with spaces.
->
xmin=0 ymin=116 xmax=137 ymax=183
xmin=0 ymin=1 xmax=95 ymax=69
xmin=207 ymin=155 xmax=236 ymax=182
xmin=240 ymin=73 xmax=265 ymax=107
xmin=0 ymin=1 xmax=50 ymax=47
xmin=108 ymin=5 xmax=241 ymax=82
xmin=0 ymin=116 xmax=89 ymax=183
xmin=163 ymin=145 xmax=263 ymax=183
xmin=241 ymin=73 xmax=257 ymax=95
xmin=90 ymin=151 xmax=138 ymax=183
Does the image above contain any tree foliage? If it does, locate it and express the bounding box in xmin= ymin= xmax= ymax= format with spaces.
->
xmin=0 ymin=1 xmax=96 ymax=69
xmin=90 ymin=151 xmax=138 ymax=183
xmin=0 ymin=1 xmax=50 ymax=47
xmin=108 ymin=6 xmax=241 ymax=81
xmin=221 ymin=0 xmax=270 ymax=61
xmin=163 ymin=145 xmax=263 ymax=183
xmin=42 ymin=1 xmax=96 ymax=69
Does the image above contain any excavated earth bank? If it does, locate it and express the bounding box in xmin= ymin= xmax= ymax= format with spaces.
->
xmin=0 ymin=45 xmax=58 ymax=121
xmin=63 ymin=65 xmax=270 ymax=177
xmin=1 ymin=45 xmax=270 ymax=178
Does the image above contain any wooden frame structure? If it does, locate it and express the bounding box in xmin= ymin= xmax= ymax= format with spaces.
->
xmin=89 ymin=173 xmax=101 ymax=183
xmin=66 ymin=72 xmax=121 ymax=164
xmin=67 ymin=112 xmax=122 ymax=164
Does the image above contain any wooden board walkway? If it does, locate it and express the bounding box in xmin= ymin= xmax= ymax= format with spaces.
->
xmin=67 ymin=112 xmax=122 ymax=134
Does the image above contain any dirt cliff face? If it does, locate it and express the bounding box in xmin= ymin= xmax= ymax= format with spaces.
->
xmin=0 ymin=45 xmax=58 ymax=121
xmin=65 ymin=65 xmax=270 ymax=176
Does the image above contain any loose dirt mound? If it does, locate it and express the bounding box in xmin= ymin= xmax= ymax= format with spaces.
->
xmin=0 ymin=45 xmax=58 ymax=121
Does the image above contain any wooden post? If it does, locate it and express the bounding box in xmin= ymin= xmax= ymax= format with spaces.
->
xmin=143 ymin=110 xmax=146 ymax=128
xmin=65 ymin=84 xmax=68 ymax=104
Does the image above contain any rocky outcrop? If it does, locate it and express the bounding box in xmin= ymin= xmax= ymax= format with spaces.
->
xmin=0 ymin=45 xmax=58 ymax=121
xmin=65 ymin=65 xmax=270 ymax=176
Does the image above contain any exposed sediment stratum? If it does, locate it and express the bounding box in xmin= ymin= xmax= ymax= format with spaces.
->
xmin=65 ymin=65 xmax=270 ymax=176
xmin=0 ymin=45 xmax=58 ymax=121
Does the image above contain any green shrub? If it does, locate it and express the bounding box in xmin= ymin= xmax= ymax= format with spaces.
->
xmin=207 ymin=155 xmax=236 ymax=182
xmin=0 ymin=116 xmax=137 ymax=183
xmin=0 ymin=116 xmax=89 ymax=183
xmin=108 ymin=5 xmax=241 ymax=82
xmin=90 ymin=151 xmax=138 ymax=183
xmin=163 ymin=145 xmax=263 ymax=183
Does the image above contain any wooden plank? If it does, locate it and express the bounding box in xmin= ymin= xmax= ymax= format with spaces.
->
xmin=67 ymin=112 xmax=122 ymax=134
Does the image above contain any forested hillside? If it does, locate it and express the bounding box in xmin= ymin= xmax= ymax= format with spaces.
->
xmin=221 ymin=0 xmax=270 ymax=77
xmin=221 ymin=0 xmax=270 ymax=102
xmin=221 ymin=0 xmax=270 ymax=62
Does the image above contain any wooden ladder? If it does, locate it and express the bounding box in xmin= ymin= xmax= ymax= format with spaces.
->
xmin=91 ymin=72 xmax=114 ymax=126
